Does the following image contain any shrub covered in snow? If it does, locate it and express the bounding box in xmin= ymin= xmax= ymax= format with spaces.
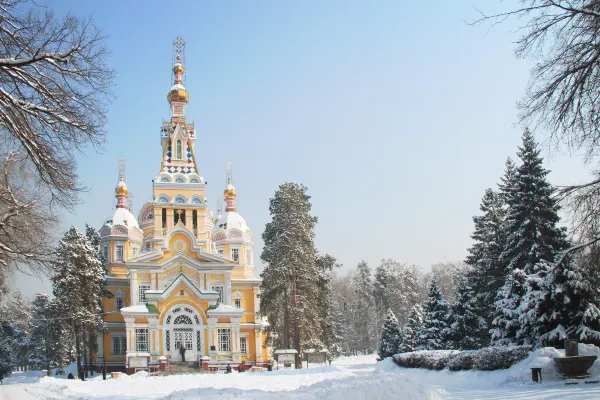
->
xmin=394 ymin=346 xmax=532 ymax=371
xmin=394 ymin=350 xmax=460 ymax=370
xmin=472 ymin=346 xmax=532 ymax=371
xmin=446 ymin=351 xmax=476 ymax=371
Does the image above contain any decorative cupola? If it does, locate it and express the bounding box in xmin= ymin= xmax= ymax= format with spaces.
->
xmin=167 ymin=36 xmax=189 ymax=118
xmin=224 ymin=177 xmax=237 ymax=212
xmin=115 ymin=172 xmax=129 ymax=209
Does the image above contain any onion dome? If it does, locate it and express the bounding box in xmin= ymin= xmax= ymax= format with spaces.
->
xmin=167 ymin=54 xmax=189 ymax=104
xmin=115 ymin=172 xmax=128 ymax=196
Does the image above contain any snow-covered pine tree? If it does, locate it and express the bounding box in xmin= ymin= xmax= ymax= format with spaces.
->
xmin=260 ymin=183 xmax=321 ymax=367
xmin=491 ymin=268 xmax=526 ymax=345
xmin=465 ymin=188 xmax=505 ymax=324
xmin=315 ymin=254 xmax=341 ymax=357
xmin=0 ymin=320 xmax=23 ymax=380
xmin=83 ymin=224 xmax=110 ymax=377
xmin=446 ymin=275 xmax=486 ymax=349
xmin=352 ymin=261 xmax=377 ymax=354
xmin=28 ymin=294 xmax=74 ymax=375
xmin=0 ymin=290 xmax=32 ymax=370
xmin=378 ymin=309 xmax=403 ymax=359
xmin=494 ymin=130 xmax=569 ymax=345
xmin=418 ymin=280 xmax=450 ymax=350
xmin=403 ymin=304 xmax=423 ymax=352
xmin=51 ymin=225 xmax=107 ymax=378
xmin=569 ymin=245 xmax=600 ymax=344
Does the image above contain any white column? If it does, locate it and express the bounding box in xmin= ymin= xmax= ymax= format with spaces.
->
xmin=131 ymin=271 xmax=138 ymax=305
xmin=206 ymin=272 xmax=212 ymax=291
xmin=231 ymin=320 xmax=241 ymax=352
xmin=149 ymin=318 xmax=159 ymax=356
xmin=151 ymin=273 xmax=157 ymax=290
xmin=198 ymin=272 xmax=205 ymax=290
xmin=225 ymin=272 xmax=232 ymax=305
xmin=96 ymin=334 xmax=104 ymax=361
xmin=253 ymin=288 xmax=260 ymax=314
xmin=125 ymin=317 xmax=135 ymax=352
xmin=254 ymin=329 xmax=263 ymax=362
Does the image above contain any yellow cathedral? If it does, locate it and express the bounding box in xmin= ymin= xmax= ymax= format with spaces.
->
xmin=96 ymin=37 xmax=269 ymax=373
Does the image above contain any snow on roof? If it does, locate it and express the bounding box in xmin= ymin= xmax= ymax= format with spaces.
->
xmin=209 ymin=304 xmax=241 ymax=313
xmin=170 ymin=83 xmax=186 ymax=91
xmin=274 ymin=349 xmax=298 ymax=354
xmin=109 ymin=207 xmax=140 ymax=229
xmin=303 ymin=349 xmax=329 ymax=354
xmin=215 ymin=211 xmax=250 ymax=232
xmin=121 ymin=304 xmax=151 ymax=313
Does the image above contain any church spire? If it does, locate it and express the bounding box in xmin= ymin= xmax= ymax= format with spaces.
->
xmin=115 ymin=157 xmax=128 ymax=209
xmin=167 ymin=36 xmax=189 ymax=113
xmin=224 ymin=161 xmax=237 ymax=212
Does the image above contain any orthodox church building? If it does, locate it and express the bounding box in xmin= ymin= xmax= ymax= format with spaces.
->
xmin=97 ymin=38 xmax=268 ymax=372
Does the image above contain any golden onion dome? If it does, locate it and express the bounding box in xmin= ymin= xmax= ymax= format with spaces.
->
xmin=168 ymin=83 xmax=189 ymax=104
xmin=115 ymin=173 xmax=128 ymax=195
xmin=173 ymin=62 xmax=184 ymax=75
xmin=224 ymin=182 xmax=236 ymax=198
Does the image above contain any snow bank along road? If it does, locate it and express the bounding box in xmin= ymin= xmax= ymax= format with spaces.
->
xmin=2 ymin=352 xmax=600 ymax=399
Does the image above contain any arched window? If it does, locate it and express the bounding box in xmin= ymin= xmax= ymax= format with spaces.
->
xmin=175 ymin=178 xmax=184 ymax=183
xmin=190 ymin=178 xmax=199 ymax=183
xmin=176 ymin=140 xmax=182 ymax=160
xmin=174 ymin=315 xmax=193 ymax=325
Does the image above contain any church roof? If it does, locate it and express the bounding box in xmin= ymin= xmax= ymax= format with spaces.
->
xmin=215 ymin=211 xmax=250 ymax=232
xmin=108 ymin=207 xmax=139 ymax=230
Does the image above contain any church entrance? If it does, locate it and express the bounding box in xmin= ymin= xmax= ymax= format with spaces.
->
xmin=163 ymin=305 xmax=204 ymax=362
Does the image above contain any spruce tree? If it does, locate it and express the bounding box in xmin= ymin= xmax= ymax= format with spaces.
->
xmin=493 ymin=130 xmax=569 ymax=345
xmin=51 ymin=226 xmax=106 ymax=378
xmin=378 ymin=309 xmax=403 ymax=359
xmin=403 ymin=304 xmax=423 ymax=352
xmin=315 ymin=254 xmax=340 ymax=355
xmin=0 ymin=320 xmax=22 ymax=381
xmin=418 ymin=281 xmax=450 ymax=350
xmin=260 ymin=183 xmax=321 ymax=367
xmin=352 ymin=261 xmax=376 ymax=354
xmin=0 ymin=291 xmax=32 ymax=370
xmin=29 ymin=294 xmax=74 ymax=375
xmin=466 ymin=189 xmax=505 ymax=322
xmin=447 ymin=275 xmax=486 ymax=349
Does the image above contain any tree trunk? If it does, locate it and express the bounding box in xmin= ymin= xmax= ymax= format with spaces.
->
xmin=73 ymin=320 xmax=82 ymax=380
xmin=82 ymin=331 xmax=89 ymax=378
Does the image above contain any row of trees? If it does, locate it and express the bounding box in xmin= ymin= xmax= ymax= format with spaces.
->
xmin=377 ymin=129 xmax=600 ymax=358
xmin=0 ymin=225 xmax=109 ymax=380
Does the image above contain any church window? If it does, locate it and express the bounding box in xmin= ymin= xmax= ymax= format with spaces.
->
xmin=161 ymin=178 xmax=169 ymax=182
xmin=166 ymin=330 xmax=171 ymax=351
xmin=176 ymin=140 xmax=182 ymax=160
xmin=135 ymin=328 xmax=149 ymax=352
xmin=179 ymin=289 xmax=184 ymax=296
xmin=162 ymin=208 xmax=167 ymax=229
xmin=231 ymin=248 xmax=239 ymax=263
xmin=138 ymin=285 xmax=150 ymax=303
xmin=115 ymin=296 xmax=124 ymax=311
xmin=174 ymin=315 xmax=193 ymax=325
xmin=218 ymin=328 xmax=231 ymax=352
xmin=217 ymin=247 xmax=224 ymax=256
xmin=240 ymin=337 xmax=248 ymax=354
xmin=196 ymin=330 xmax=202 ymax=351
xmin=111 ymin=335 xmax=126 ymax=355
xmin=145 ymin=242 xmax=151 ymax=252
xmin=190 ymin=179 xmax=199 ymax=183
xmin=235 ymin=298 xmax=241 ymax=308
xmin=102 ymin=245 xmax=108 ymax=261
xmin=132 ymin=246 xmax=138 ymax=258
xmin=116 ymin=245 xmax=124 ymax=262
xmin=192 ymin=210 xmax=197 ymax=233
xmin=214 ymin=285 xmax=224 ymax=303
xmin=246 ymin=249 xmax=252 ymax=265
xmin=175 ymin=178 xmax=184 ymax=183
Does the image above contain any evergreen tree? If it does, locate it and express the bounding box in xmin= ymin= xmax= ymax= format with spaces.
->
xmin=352 ymin=261 xmax=377 ymax=354
xmin=493 ymin=130 xmax=569 ymax=345
xmin=403 ymin=304 xmax=423 ymax=352
xmin=51 ymin=226 xmax=106 ymax=378
xmin=447 ymin=275 xmax=486 ymax=349
xmin=466 ymin=189 xmax=505 ymax=321
xmin=378 ymin=309 xmax=403 ymax=359
xmin=260 ymin=183 xmax=321 ymax=367
xmin=0 ymin=320 xmax=23 ymax=381
xmin=28 ymin=294 xmax=74 ymax=375
xmin=0 ymin=291 xmax=32 ymax=370
xmin=315 ymin=254 xmax=340 ymax=356
xmin=491 ymin=268 xmax=527 ymax=345
xmin=418 ymin=281 xmax=449 ymax=350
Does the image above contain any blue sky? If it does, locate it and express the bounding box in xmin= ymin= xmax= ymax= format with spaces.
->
xmin=10 ymin=1 xmax=593 ymax=296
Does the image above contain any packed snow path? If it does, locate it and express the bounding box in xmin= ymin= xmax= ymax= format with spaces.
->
xmin=2 ymin=354 xmax=600 ymax=399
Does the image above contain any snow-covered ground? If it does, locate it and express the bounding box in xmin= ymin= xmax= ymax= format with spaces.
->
xmin=2 ymin=351 xmax=600 ymax=399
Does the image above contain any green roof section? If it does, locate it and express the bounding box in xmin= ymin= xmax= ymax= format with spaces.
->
xmin=146 ymin=304 xmax=159 ymax=314
xmin=207 ymin=304 xmax=218 ymax=311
